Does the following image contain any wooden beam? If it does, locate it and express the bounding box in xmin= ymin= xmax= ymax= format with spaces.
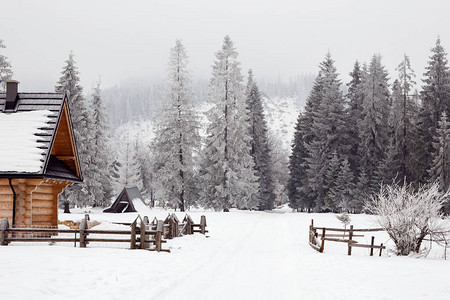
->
xmin=55 ymin=156 xmax=75 ymax=161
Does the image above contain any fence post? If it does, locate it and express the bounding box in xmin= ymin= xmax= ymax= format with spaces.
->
xmin=370 ymin=236 xmax=375 ymax=256
xmin=309 ymin=219 xmax=313 ymax=244
xmin=320 ymin=228 xmax=325 ymax=253
xmin=79 ymin=217 xmax=88 ymax=248
xmin=379 ymin=243 xmax=383 ymax=257
xmin=140 ymin=219 xmax=148 ymax=249
xmin=130 ymin=218 xmax=137 ymax=249
xmin=347 ymin=225 xmax=354 ymax=256
xmin=200 ymin=215 xmax=207 ymax=234
xmin=155 ymin=220 xmax=163 ymax=252
xmin=0 ymin=218 xmax=10 ymax=246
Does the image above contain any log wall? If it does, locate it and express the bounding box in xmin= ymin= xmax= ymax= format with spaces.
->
xmin=0 ymin=179 xmax=68 ymax=227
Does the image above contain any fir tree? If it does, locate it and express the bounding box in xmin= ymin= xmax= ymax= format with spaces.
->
xmin=200 ymin=36 xmax=258 ymax=211
xmin=88 ymin=80 xmax=112 ymax=206
xmin=346 ymin=60 xmax=364 ymax=175
xmin=429 ymin=112 xmax=450 ymax=192
xmin=56 ymin=52 xmax=92 ymax=207
xmin=152 ymin=40 xmax=201 ymax=211
xmin=323 ymin=152 xmax=341 ymax=212
xmin=416 ymin=38 xmax=450 ymax=183
xmin=358 ymin=54 xmax=390 ymax=192
xmin=117 ymin=137 xmax=143 ymax=191
xmin=0 ymin=39 xmax=13 ymax=91
xmin=245 ymin=70 xmax=276 ymax=210
xmin=391 ymin=54 xmax=418 ymax=183
xmin=287 ymin=112 xmax=311 ymax=211
xmin=335 ymin=158 xmax=356 ymax=212
xmin=305 ymin=53 xmax=348 ymax=211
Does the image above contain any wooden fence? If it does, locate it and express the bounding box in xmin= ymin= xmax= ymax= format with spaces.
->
xmin=309 ymin=219 xmax=386 ymax=256
xmin=0 ymin=213 xmax=208 ymax=252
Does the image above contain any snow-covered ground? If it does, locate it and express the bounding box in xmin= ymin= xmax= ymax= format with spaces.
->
xmin=1 ymin=208 xmax=449 ymax=299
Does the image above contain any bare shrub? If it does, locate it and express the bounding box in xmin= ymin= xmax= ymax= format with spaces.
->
xmin=366 ymin=183 xmax=449 ymax=256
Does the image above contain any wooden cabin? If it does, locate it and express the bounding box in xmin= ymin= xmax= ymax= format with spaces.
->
xmin=0 ymin=80 xmax=82 ymax=228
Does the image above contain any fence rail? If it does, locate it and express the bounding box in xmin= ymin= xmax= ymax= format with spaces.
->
xmin=0 ymin=213 xmax=208 ymax=252
xmin=308 ymin=219 xmax=386 ymax=256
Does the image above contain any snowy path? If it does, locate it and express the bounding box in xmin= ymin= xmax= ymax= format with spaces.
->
xmin=1 ymin=210 xmax=450 ymax=299
xmin=156 ymin=212 xmax=307 ymax=299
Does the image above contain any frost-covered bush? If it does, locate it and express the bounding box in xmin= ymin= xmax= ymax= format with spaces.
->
xmin=366 ymin=183 xmax=449 ymax=256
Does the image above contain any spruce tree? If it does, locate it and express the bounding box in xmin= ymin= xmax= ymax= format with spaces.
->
xmin=392 ymin=54 xmax=418 ymax=183
xmin=56 ymin=52 xmax=91 ymax=207
xmin=245 ymin=70 xmax=275 ymax=210
xmin=323 ymin=152 xmax=341 ymax=212
xmin=346 ymin=61 xmax=364 ymax=176
xmin=117 ymin=137 xmax=144 ymax=191
xmin=358 ymin=54 xmax=390 ymax=192
xmin=152 ymin=40 xmax=201 ymax=211
xmin=200 ymin=36 xmax=258 ymax=211
xmin=305 ymin=53 xmax=348 ymax=211
xmin=416 ymin=38 xmax=450 ymax=183
xmin=429 ymin=112 xmax=450 ymax=192
xmin=287 ymin=112 xmax=311 ymax=211
xmin=88 ymin=80 xmax=112 ymax=206
xmin=0 ymin=39 xmax=13 ymax=91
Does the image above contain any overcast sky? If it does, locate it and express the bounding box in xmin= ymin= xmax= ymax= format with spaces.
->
xmin=1 ymin=0 xmax=449 ymax=92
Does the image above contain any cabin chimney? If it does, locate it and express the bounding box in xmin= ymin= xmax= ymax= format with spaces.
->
xmin=5 ymin=80 xmax=19 ymax=110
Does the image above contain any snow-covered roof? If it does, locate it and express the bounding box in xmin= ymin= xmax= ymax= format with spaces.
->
xmin=0 ymin=110 xmax=54 ymax=172
xmin=0 ymin=92 xmax=81 ymax=182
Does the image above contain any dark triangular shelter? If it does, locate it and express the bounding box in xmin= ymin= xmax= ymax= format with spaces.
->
xmin=103 ymin=186 xmax=142 ymax=213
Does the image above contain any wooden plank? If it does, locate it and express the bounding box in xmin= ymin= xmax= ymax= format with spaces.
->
xmin=8 ymin=228 xmax=75 ymax=233
xmin=30 ymin=200 xmax=54 ymax=208
xmin=86 ymin=238 xmax=131 ymax=243
xmin=31 ymin=215 xmax=52 ymax=222
xmin=348 ymin=225 xmax=354 ymax=256
xmin=320 ymin=228 xmax=325 ymax=253
xmin=322 ymin=237 xmax=358 ymax=244
xmin=130 ymin=219 xmax=137 ymax=249
xmin=349 ymin=244 xmax=386 ymax=249
xmin=27 ymin=185 xmax=52 ymax=194
xmin=31 ymin=193 xmax=53 ymax=201
xmin=317 ymin=234 xmax=364 ymax=238
xmin=370 ymin=236 xmax=375 ymax=256
xmin=32 ymin=207 xmax=54 ymax=215
xmin=0 ymin=186 xmax=14 ymax=194
xmin=309 ymin=241 xmax=321 ymax=252
xmin=313 ymin=227 xmax=384 ymax=232
xmin=7 ymin=237 xmax=78 ymax=243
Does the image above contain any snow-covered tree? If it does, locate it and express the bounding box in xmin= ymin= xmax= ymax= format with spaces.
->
xmin=200 ymin=36 xmax=258 ymax=211
xmin=287 ymin=112 xmax=311 ymax=211
xmin=323 ymin=152 xmax=341 ymax=212
xmin=429 ymin=112 xmax=450 ymax=193
xmin=117 ymin=136 xmax=144 ymax=191
xmin=416 ymin=38 xmax=450 ymax=183
xmin=305 ymin=53 xmax=348 ymax=211
xmin=267 ymin=132 xmax=289 ymax=207
xmin=56 ymin=51 xmax=92 ymax=207
xmin=346 ymin=60 xmax=364 ymax=175
xmin=334 ymin=158 xmax=356 ymax=212
xmin=0 ymin=39 xmax=13 ymax=91
xmin=389 ymin=54 xmax=419 ymax=183
xmin=366 ymin=183 xmax=449 ymax=255
xmin=87 ymin=80 xmax=112 ymax=206
xmin=358 ymin=54 xmax=390 ymax=192
xmin=245 ymin=70 xmax=275 ymax=210
xmin=152 ymin=40 xmax=201 ymax=211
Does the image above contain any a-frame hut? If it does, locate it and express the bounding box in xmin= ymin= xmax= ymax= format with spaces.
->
xmin=0 ymin=80 xmax=82 ymax=228
xmin=104 ymin=186 xmax=145 ymax=213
